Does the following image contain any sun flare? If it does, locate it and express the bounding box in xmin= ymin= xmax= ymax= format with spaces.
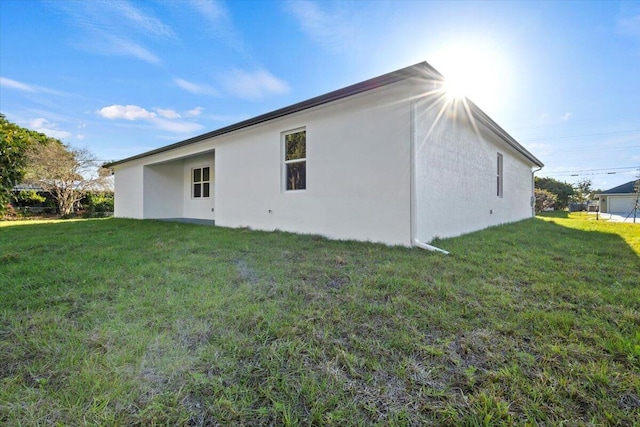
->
xmin=430 ymin=40 xmax=511 ymax=112
xmin=442 ymin=74 xmax=470 ymax=100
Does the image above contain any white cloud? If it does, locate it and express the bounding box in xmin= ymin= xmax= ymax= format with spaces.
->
xmin=562 ymin=112 xmax=572 ymax=122
xmin=111 ymin=1 xmax=175 ymax=39
xmin=285 ymin=1 xmax=357 ymax=52
xmin=29 ymin=118 xmax=73 ymax=140
xmin=153 ymin=118 xmax=204 ymax=133
xmin=109 ymin=37 xmax=160 ymax=64
xmin=1 ymin=77 xmax=36 ymax=92
xmin=189 ymin=0 xmax=227 ymax=22
xmin=219 ymin=69 xmax=289 ymax=100
xmin=0 ymin=77 xmax=66 ymax=95
xmin=185 ymin=107 xmax=204 ymax=117
xmin=50 ymin=1 xmax=170 ymax=64
xmin=98 ymin=105 xmax=157 ymax=120
xmin=174 ymin=78 xmax=219 ymax=96
xmin=187 ymin=0 xmax=246 ymax=54
xmin=156 ymin=108 xmax=181 ymax=119
xmin=97 ymin=104 xmax=203 ymax=134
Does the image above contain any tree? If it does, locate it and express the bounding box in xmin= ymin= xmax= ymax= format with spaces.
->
xmin=24 ymin=140 xmax=110 ymax=216
xmin=535 ymin=177 xmax=574 ymax=210
xmin=571 ymin=179 xmax=592 ymax=204
xmin=0 ymin=114 xmax=48 ymax=214
xmin=534 ymin=188 xmax=557 ymax=214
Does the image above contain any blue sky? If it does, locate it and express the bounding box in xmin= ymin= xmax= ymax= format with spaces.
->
xmin=1 ymin=0 xmax=638 ymax=190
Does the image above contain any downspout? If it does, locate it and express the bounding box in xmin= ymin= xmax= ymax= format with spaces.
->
xmin=532 ymin=166 xmax=543 ymax=216
xmin=410 ymin=100 xmax=450 ymax=255
xmin=413 ymin=238 xmax=450 ymax=254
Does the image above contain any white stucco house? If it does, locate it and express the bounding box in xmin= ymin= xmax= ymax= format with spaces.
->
xmin=106 ymin=62 xmax=543 ymax=248
xmin=597 ymin=180 xmax=639 ymax=215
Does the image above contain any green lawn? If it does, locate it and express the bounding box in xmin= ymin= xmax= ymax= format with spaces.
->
xmin=1 ymin=213 xmax=638 ymax=426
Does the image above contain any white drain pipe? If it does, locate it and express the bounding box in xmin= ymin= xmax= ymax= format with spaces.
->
xmin=412 ymin=238 xmax=450 ymax=254
xmin=410 ymin=100 xmax=449 ymax=255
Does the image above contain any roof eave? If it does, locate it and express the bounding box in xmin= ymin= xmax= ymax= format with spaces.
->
xmin=467 ymin=100 xmax=544 ymax=168
xmin=104 ymin=61 xmax=542 ymax=170
xmin=105 ymin=62 xmax=442 ymax=168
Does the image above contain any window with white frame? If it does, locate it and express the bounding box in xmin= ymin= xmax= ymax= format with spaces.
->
xmin=192 ymin=166 xmax=210 ymax=198
xmin=496 ymin=153 xmax=503 ymax=198
xmin=283 ymin=129 xmax=306 ymax=191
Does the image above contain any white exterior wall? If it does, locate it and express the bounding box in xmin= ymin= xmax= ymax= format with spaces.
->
xmin=111 ymin=77 xmax=538 ymax=246
xmin=113 ymin=164 xmax=144 ymax=218
xmin=112 ymin=148 xmax=216 ymax=220
xmin=215 ymin=82 xmax=413 ymax=245
xmin=182 ymin=153 xmax=215 ymax=220
xmin=143 ymin=161 xmax=183 ymax=219
xmin=413 ymin=96 xmax=535 ymax=242
xmin=112 ymin=82 xmax=415 ymax=245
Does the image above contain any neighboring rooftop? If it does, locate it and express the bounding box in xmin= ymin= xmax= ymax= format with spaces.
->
xmin=599 ymin=180 xmax=639 ymax=195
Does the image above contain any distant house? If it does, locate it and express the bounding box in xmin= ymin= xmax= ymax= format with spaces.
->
xmin=105 ymin=62 xmax=543 ymax=247
xmin=597 ymin=180 xmax=640 ymax=215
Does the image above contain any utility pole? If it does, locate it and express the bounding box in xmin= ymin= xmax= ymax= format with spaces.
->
xmin=624 ymin=170 xmax=640 ymax=224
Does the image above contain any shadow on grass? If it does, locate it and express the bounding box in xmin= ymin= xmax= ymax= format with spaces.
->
xmin=436 ymin=215 xmax=639 ymax=286
xmin=1 ymin=217 xmax=639 ymax=426
xmin=536 ymin=210 xmax=570 ymax=218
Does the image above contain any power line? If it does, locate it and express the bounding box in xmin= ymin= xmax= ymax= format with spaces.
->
xmin=547 ymin=166 xmax=638 ymax=174
xmin=539 ymin=145 xmax=640 ymax=154
xmin=522 ymin=129 xmax=640 ymax=142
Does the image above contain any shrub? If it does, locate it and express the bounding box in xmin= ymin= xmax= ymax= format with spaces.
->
xmin=84 ymin=192 xmax=114 ymax=214
xmin=535 ymin=188 xmax=557 ymax=213
xmin=13 ymin=189 xmax=46 ymax=206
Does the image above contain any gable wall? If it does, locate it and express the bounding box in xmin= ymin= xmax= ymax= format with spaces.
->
xmin=413 ymin=95 xmax=535 ymax=242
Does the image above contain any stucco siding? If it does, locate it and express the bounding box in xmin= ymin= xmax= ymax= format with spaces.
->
xmin=182 ymin=153 xmax=215 ymax=220
xmin=111 ymin=72 xmax=540 ymax=247
xmin=143 ymin=161 xmax=183 ymax=219
xmin=113 ymin=164 xmax=144 ymax=218
xmin=413 ymin=97 xmax=534 ymax=242
xmin=215 ymin=82 xmax=414 ymax=245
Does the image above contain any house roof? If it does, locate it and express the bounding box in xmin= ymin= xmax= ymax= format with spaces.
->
xmin=105 ymin=61 xmax=543 ymax=168
xmin=599 ymin=180 xmax=639 ymax=195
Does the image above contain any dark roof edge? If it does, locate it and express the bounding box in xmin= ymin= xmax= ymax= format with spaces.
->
xmin=468 ymin=99 xmax=544 ymax=167
xmin=598 ymin=180 xmax=639 ymax=195
xmin=105 ymin=62 xmax=441 ymax=168
xmin=105 ymin=61 xmax=542 ymax=169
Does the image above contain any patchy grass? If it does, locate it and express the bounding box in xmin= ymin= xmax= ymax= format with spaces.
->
xmin=0 ymin=214 xmax=638 ymax=426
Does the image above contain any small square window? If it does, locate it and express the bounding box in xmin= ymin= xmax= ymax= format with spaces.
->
xmin=192 ymin=166 xmax=211 ymax=198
